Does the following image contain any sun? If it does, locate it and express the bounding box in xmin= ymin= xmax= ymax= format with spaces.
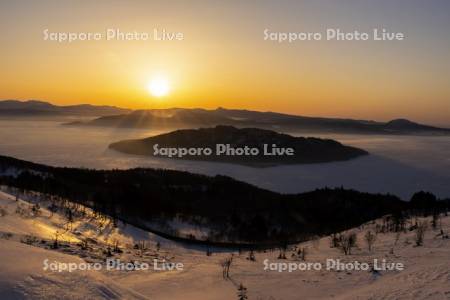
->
xmin=147 ymin=77 xmax=170 ymax=97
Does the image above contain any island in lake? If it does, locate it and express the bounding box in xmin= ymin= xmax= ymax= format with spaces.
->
xmin=109 ymin=125 xmax=368 ymax=166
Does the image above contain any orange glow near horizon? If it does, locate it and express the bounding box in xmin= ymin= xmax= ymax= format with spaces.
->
xmin=1 ymin=1 xmax=450 ymax=126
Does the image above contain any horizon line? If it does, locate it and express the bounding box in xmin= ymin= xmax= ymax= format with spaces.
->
xmin=2 ymin=98 xmax=449 ymax=128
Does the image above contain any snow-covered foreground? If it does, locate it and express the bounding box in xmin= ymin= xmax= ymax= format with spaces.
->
xmin=0 ymin=189 xmax=449 ymax=300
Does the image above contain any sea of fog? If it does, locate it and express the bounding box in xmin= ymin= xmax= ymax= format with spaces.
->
xmin=0 ymin=119 xmax=449 ymax=200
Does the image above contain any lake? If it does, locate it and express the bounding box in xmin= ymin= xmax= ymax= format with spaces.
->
xmin=0 ymin=119 xmax=449 ymax=200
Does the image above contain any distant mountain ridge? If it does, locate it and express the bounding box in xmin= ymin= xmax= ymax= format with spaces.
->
xmin=2 ymin=100 xmax=448 ymax=134
xmin=0 ymin=100 xmax=130 ymax=117
xmin=70 ymin=106 xmax=450 ymax=135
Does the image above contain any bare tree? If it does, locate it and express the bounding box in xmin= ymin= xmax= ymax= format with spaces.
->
xmin=80 ymin=238 xmax=89 ymax=250
xmin=247 ymin=250 xmax=256 ymax=261
xmin=221 ymin=255 xmax=234 ymax=279
xmin=237 ymin=283 xmax=248 ymax=300
xmin=364 ymin=230 xmax=377 ymax=252
xmin=31 ymin=203 xmax=41 ymax=217
xmin=415 ymin=221 xmax=428 ymax=246
xmin=277 ymin=246 xmax=286 ymax=259
xmin=432 ymin=211 xmax=441 ymax=230
xmin=51 ymin=231 xmax=60 ymax=249
xmin=338 ymin=232 xmax=357 ymax=255
xmin=394 ymin=231 xmax=401 ymax=246
xmin=295 ymin=247 xmax=307 ymax=261
xmin=330 ymin=233 xmax=339 ymax=248
xmin=112 ymin=239 xmax=122 ymax=253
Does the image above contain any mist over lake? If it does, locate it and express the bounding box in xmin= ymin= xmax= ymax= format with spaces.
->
xmin=1 ymin=119 xmax=449 ymax=200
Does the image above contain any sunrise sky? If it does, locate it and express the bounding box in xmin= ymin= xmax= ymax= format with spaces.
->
xmin=1 ymin=0 xmax=450 ymax=125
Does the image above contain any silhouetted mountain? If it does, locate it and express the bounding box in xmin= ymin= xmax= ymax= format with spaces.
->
xmin=68 ymin=107 xmax=450 ymax=135
xmin=0 ymin=100 xmax=130 ymax=117
xmin=109 ymin=125 xmax=368 ymax=166
xmin=384 ymin=119 xmax=442 ymax=131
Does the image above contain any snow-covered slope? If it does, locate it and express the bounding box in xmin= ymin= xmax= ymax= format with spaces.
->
xmin=0 ymin=240 xmax=148 ymax=300
xmin=0 ymin=189 xmax=449 ymax=300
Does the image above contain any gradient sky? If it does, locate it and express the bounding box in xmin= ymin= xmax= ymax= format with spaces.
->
xmin=1 ymin=0 xmax=450 ymax=125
